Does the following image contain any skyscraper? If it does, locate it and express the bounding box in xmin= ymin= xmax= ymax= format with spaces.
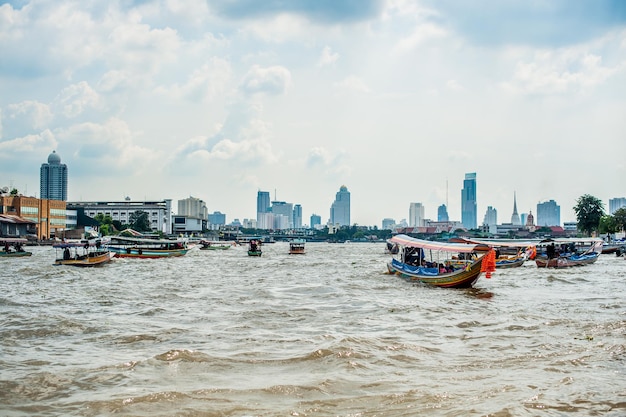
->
xmin=330 ymin=185 xmax=350 ymax=226
xmin=409 ymin=202 xmax=425 ymax=227
xmin=437 ymin=204 xmax=449 ymax=222
xmin=483 ymin=206 xmax=497 ymax=226
xmin=178 ymin=196 xmax=208 ymax=218
xmin=40 ymin=150 xmax=67 ymax=201
xmin=609 ymin=197 xmax=626 ymax=214
xmin=510 ymin=192 xmax=520 ymax=225
xmin=293 ymin=204 xmax=302 ymax=229
xmin=537 ymin=200 xmax=561 ymax=227
xmin=461 ymin=173 xmax=477 ymax=229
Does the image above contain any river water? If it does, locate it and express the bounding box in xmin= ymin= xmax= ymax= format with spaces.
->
xmin=1 ymin=242 xmax=624 ymax=416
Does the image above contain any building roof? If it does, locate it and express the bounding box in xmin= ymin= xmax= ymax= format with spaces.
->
xmin=0 ymin=214 xmax=37 ymax=224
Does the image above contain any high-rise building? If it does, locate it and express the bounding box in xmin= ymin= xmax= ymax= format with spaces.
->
xmin=409 ymin=202 xmax=425 ymax=227
xmin=483 ymin=206 xmax=497 ymax=226
xmin=208 ymin=211 xmax=226 ymax=227
xmin=609 ymin=197 xmax=626 ymax=214
xmin=256 ymin=191 xmax=271 ymax=229
xmin=310 ymin=214 xmax=321 ymax=229
xmin=536 ymin=200 xmax=561 ymax=227
xmin=330 ymin=185 xmax=350 ymax=226
xmin=461 ymin=173 xmax=477 ymax=229
xmin=40 ymin=150 xmax=68 ymax=201
xmin=271 ymin=201 xmax=293 ymax=229
xmin=437 ymin=204 xmax=449 ymax=222
xmin=382 ymin=218 xmax=395 ymax=230
xmin=178 ymin=196 xmax=207 ymax=219
xmin=510 ymin=192 xmax=520 ymax=225
xmin=293 ymin=204 xmax=302 ymax=229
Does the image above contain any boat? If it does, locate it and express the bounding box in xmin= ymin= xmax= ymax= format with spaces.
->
xmin=385 ymin=240 xmax=399 ymax=254
xmin=53 ymin=239 xmax=114 ymax=266
xmin=199 ymin=240 xmax=231 ymax=250
xmin=0 ymin=238 xmax=32 ymax=257
xmin=450 ymin=237 xmax=536 ymax=269
xmin=289 ymin=239 xmax=306 ymax=254
xmin=386 ymin=234 xmax=496 ymax=288
xmin=247 ymin=239 xmax=262 ymax=257
xmin=108 ymin=236 xmax=189 ymax=258
xmin=534 ymin=238 xmax=603 ymax=268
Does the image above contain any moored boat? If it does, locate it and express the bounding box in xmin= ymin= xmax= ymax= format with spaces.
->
xmin=288 ymin=239 xmax=306 ymax=254
xmin=247 ymin=239 xmax=262 ymax=256
xmin=108 ymin=236 xmax=189 ymax=258
xmin=0 ymin=238 xmax=32 ymax=257
xmin=534 ymin=238 xmax=603 ymax=268
xmin=53 ymin=239 xmax=113 ymax=266
xmin=386 ymin=234 xmax=495 ymax=288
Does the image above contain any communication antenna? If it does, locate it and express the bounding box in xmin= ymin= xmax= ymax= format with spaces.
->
xmin=446 ymin=178 xmax=448 ymax=208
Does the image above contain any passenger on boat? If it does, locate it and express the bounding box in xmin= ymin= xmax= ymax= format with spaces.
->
xmin=4 ymin=243 xmax=11 ymax=253
xmin=438 ymin=264 xmax=447 ymax=274
xmin=546 ymin=243 xmax=556 ymax=259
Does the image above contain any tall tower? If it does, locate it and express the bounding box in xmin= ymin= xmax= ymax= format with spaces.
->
xmin=409 ymin=202 xmax=425 ymax=227
xmin=461 ymin=173 xmax=477 ymax=229
xmin=40 ymin=150 xmax=68 ymax=201
xmin=330 ymin=185 xmax=350 ymax=226
xmin=437 ymin=204 xmax=449 ymax=222
xmin=511 ymin=192 xmax=520 ymax=225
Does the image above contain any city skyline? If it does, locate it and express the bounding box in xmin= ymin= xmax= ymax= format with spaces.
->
xmin=1 ymin=1 xmax=625 ymax=226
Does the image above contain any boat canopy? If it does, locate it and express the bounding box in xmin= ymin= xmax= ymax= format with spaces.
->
xmin=110 ymin=236 xmax=186 ymax=244
xmin=0 ymin=237 xmax=28 ymax=244
xmin=449 ymin=237 xmax=537 ymax=248
xmin=390 ymin=234 xmax=490 ymax=253
xmin=53 ymin=240 xmax=103 ymax=248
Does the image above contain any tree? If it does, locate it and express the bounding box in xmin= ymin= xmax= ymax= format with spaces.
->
xmin=573 ymin=194 xmax=604 ymax=236
xmin=598 ymin=215 xmax=617 ymax=235
xmin=10 ymin=188 xmax=18 ymax=196
xmin=613 ymin=207 xmax=626 ymax=233
xmin=129 ymin=210 xmax=151 ymax=232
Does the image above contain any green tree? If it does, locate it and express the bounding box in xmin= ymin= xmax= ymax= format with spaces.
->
xmin=613 ymin=207 xmax=626 ymax=232
xmin=573 ymin=194 xmax=604 ymax=236
xmin=10 ymin=188 xmax=18 ymax=196
xmin=598 ymin=215 xmax=617 ymax=235
xmin=129 ymin=210 xmax=151 ymax=232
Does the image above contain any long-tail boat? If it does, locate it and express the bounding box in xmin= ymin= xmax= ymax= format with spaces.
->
xmin=108 ymin=236 xmax=189 ymax=258
xmin=534 ymin=238 xmax=603 ymax=268
xmin=288 ymin=239 xmax=306 ymax=254
xmin=386 ymin=234 xmax=495 ymax=288
xmin=0 ymin=238 xmax=32 ymax=257
xmin=53 ymin=239 xmax=113 ymax=266
xmin=449 ymin=237 xmax=537 ymax=268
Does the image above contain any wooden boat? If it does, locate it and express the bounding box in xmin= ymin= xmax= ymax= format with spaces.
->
xmin=534 ymin=238 xmax=603 ymax=268
xmin=289 ymin=239 xmax=306 ymax=254
xmin=53 ymin=240 xmax=113 ymax=266
xmin=386 ymin=234 xmax=495 ymax=288
xmin=0 ymin=238 xmax=32 ymax=257
xmin=247 ymin=239 xmax=262 ymax=257
xmin=450 ymin=237 xmax=536 ymax=269
xmin=108 ymin=236 xmax=189 ymax=258
xmin=199 ymin=240 xmax=231 ymax=250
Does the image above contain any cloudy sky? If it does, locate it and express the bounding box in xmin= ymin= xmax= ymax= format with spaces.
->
xmin=1 ymin=0 xmax=625 ymax=227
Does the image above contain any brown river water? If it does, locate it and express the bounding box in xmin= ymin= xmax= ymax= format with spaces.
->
xmin=1 ymin=242 xmax=625 ymax=416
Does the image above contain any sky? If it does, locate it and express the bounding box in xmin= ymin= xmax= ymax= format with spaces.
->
xmin=1 ymin=0 xmax=625 ymax=227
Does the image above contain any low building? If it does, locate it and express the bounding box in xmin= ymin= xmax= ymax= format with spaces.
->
xmin=67 ymin=199 xmax=172 ymax=233
xmin=0 ymin=195 xmax=66 ymax=239
xmin=0 ymin=214 xmax=37 ymax=238
xmin=172 ymin=215 xmax=206 ymax=235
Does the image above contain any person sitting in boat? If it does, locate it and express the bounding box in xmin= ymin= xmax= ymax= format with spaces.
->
xmin=4 ymin=243 xmax=11 ymax=253
xmin=546 ymin=243 xmax=556 ymax=259
xmin=438 ymin=263 xmax=447 ymax=274
xmin=63 ymin=247 xmax=71 ymax=260
xmin=250 ymin=240 xmax=258 ymax=251
xmin=16 ymin=243 xmax=23 ymax=252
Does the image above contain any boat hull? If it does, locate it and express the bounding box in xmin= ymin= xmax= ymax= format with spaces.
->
xmin=387 ymin=256 xmax=485 ymax=289
xmin=495 ymin=257 xmax=525 ymax=269
xmin=534 ymin=252 xmax=599 ymax=268
xmin=248 ymin=250 xmax=262 ymax=257
xmin=0 ymin=251 xmax=32 ymax=257
xmin=55 ymin=251 xmax=114 ymax=266
xmin=110 ymin=246 xmax=189 ymax=258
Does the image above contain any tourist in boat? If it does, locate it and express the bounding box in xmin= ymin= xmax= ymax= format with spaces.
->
xmin=546 ymin=243 xmax=556 ymax=259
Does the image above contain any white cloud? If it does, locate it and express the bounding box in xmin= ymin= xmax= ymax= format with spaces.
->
xmin=318 ymin=46 xmax=340 ymax=67
xmin=6 ymin=100 xmax=53 ymax=130
xmin=154 ymin=57 xmax=232 ymax=102
xmin=334 ymin=75 xmax=371 ymax=94
xmin=240 ymin=65 xmax=292 ymax=96
xmin=0 ymin=129 xmax=56 ymax=155
xmin=54 ymin=81 xmax=101 ymax=118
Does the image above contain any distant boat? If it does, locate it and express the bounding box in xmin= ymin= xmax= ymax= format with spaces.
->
xmin=53 ymin=239 xmax=113 ymax=266
xmin=199 ymin=240 xmax=231 ymax=250
xmin=247 ymin=239 xmax=262 ymax=257
xmin=108 ymin=236 xmax=189 ymax=258
xmin=289 ymin=239 xmax=306 ymax=254
xmin=534 ymin=238 xmax=603 ymax=268
xmin=0 ymin=237 xmax=32 ymax=257
xmin=386 ymin=234 xmax=496 ymax=288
